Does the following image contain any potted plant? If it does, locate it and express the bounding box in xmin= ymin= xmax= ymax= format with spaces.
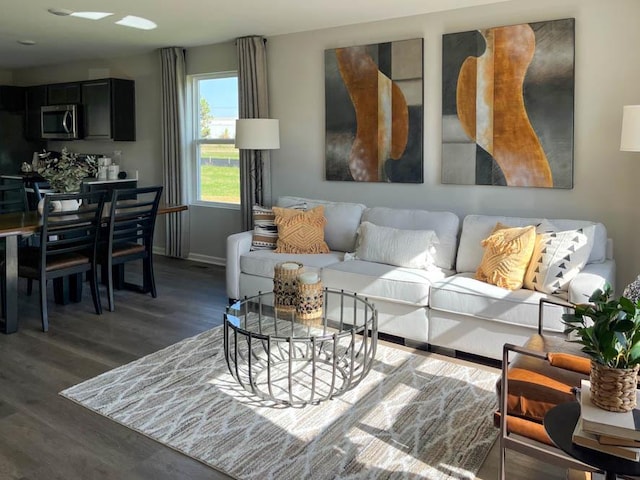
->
xmin=39 ymin=148 xmax=97 ymax=193
xmin=38 ymin=148 xmax=97 ymax=212
xmin=562 ymin=284 xmax=640 ymax=412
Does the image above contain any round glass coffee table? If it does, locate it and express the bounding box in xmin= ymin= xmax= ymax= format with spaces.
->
xmin=224 ymin=289 xmax=378 ymax=407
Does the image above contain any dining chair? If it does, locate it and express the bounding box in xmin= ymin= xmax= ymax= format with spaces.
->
xmin=101 ymin=186 xmax=163 ymax=312
xmin=18 ymin=191 xmax=106 ymax=331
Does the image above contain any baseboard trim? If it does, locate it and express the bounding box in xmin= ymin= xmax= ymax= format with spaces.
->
xmin=152 ymin=247 xmax=226 ymax=267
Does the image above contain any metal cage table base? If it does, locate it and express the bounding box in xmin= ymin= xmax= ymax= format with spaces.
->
xmin=224 ymin=289 xmax=378 ymax=407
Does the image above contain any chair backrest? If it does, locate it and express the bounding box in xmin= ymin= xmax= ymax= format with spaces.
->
xmin=33 ymin=181 xmax=54 ymax=201
xmin=108 ymin=186 xmax=163 ymax=253
xmin=0 ymin=183 xmax=28 ymax=214
xmin=41 ymin=191 xmax=106 ymax=264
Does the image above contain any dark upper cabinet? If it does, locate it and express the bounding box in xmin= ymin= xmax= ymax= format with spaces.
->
xmin=0 ymin=86 xmax=25 ymax=112
xmin=81 ymin=79 xmax=135 ymax=141
xmin=47 ymin=82 xmax=81 ymax=105
xmin=25 ymin=85 xmax=48 ymax=141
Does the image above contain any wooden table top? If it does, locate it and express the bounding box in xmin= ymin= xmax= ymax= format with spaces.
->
xmin=0 ymin=204 xmax=188 ymax=238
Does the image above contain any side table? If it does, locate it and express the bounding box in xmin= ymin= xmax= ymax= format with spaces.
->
xmin=544 ymin=402 xmax=640 ymax=480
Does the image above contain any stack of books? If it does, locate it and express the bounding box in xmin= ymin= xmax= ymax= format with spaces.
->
xmin=572 ymin=379 xmax=640 ymax=461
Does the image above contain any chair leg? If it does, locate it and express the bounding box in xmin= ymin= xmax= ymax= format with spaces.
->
xmin=106 ymin=261 xmax=114 ymax=312
xmin=39 ymin=278 xmax=48 ymax=332
xmin=90 ymin=268 xmax=102 ymax=315
xmin=144 ymin=256 xmax=157 ymax=298
xmin=27 ymin=278 xmax=33 ymax=296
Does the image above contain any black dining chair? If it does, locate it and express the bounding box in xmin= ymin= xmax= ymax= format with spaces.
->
xmin=101 ymin=186 xmax=163 ymax=312
xmin=18 ymin=191 xmax=106 ymax=331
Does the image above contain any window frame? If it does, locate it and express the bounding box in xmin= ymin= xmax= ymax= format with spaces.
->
xmin=188 ymin=71 xmax=240 ymax=210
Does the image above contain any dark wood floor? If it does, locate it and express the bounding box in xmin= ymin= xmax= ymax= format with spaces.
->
xmin=0 ymin=256 xmax=566 ymax=480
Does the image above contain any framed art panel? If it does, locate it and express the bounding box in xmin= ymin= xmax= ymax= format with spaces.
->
xmin=442 ymin=18 xmax=575 ymax=188
xmin=325 ymin=38 xmax=423 ymax=183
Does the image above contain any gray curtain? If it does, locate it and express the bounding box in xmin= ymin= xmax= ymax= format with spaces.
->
xmin=160 ymin=47 xmax=190 ymax=258
xmin=237 ymin=36 xmax=271 ymax=231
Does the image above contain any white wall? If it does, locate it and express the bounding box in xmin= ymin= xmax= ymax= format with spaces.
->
xmin=267 ymin=0 xmax=640 ymax=290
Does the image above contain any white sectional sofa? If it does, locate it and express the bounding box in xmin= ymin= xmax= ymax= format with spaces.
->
xmin=226 ymin=196 xmax=615 ymax=361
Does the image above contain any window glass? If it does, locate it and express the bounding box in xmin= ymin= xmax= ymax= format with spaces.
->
xmin=194 ymin=75 xmax=239 ymax=205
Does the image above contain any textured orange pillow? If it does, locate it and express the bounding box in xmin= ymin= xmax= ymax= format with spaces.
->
xmin=273 ymin=206 xmax=330 ymax=254
xmin=475 ymin=223 xmax=536 ymax=290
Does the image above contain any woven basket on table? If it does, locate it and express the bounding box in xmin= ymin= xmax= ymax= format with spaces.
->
xmin=590 ymin=361 xmax=639 ymax=412
xmin=273 ymin=262 xmax=304 ymax=314
xmin=295 ymin=281 xmax=324 ymax=326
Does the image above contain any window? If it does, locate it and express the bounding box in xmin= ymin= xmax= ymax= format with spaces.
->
xmin=191 ymin=73 xmax=239 ymax=206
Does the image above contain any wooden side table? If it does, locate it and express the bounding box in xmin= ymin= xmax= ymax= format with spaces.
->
xmin=544 ymin=402 xmax=640 ymax=480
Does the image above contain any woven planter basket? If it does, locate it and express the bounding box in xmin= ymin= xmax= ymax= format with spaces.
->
xmin=295 ymin=281 xmax=324 ymax=326
xmin=273 ymin=262 xmax=304 ymax=313
xmin=590 ymin=361 xmax=639 ymax=412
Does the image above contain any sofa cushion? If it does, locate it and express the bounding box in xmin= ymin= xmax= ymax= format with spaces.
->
xmin=277 ymin=196 xmax=366 ymax=252
xmin=322 ymin=260 xmax=452 ymax=306
xmin=430 ymin=273 xmax=565 ymax=331
xmin=240 ymin=250 xmax=344 ymax=279
xmin=273 ymin=206 xmax=330 ymax=254
xmin=361 ymin=207 xmax=460 ymax=270
xmin=456 ymin=215 xmax=607 ymax=273
xmin=524 ymin=225 xmax=595 ymax=294
xmin=476 ymin=224 xmax=536 ymax=290
xmin=355 ymin=222 xmax=438 ymax=269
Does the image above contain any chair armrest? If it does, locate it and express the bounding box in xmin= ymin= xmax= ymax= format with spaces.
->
xmin=538 ymin=297 xmax=574 ymax=335
xmin=547 ymin=352 xmax=591 ymax=375
xmin=567 ymin=260 xmax=615 ymax=305
xmin=226 ymin=230 xmax=253 ymax=300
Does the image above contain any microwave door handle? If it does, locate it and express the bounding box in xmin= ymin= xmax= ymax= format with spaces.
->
xmin=62 ymin=110 xmax=71 ymax=134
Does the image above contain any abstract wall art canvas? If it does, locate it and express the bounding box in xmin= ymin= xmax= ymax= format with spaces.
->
xmin=325 ymin=38 xmax=423 ymax=183
xmin=442 ymin=18 xmax=575 ymax=188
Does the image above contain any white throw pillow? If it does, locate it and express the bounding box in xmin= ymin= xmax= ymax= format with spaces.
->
xmin=355 ymin=222 xmax=439 ymax=269
xmin=524 ymin=223 xmax=595 ymax=294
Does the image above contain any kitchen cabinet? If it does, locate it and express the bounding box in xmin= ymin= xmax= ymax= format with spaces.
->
xmin=0 ymin=86 xmax=25 ymax=112
xmin=81 ymin=79 xmax=135 ymax=141
xmin=25 ymin=85 xmax=47 ymax=141
xmin=47 ymin=82 xmax=81 ymax=105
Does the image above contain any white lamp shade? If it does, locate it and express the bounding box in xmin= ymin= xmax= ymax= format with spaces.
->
xmin=235 ymin=119 xmax=280 ymax=150
xmin=620 ymin=105 xmax=640 ymax=152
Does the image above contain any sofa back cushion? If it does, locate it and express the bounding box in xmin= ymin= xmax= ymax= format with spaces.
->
xmin=456 ymin=215 xmax=608 ymax=273
xmin=276 ymin=196 xmax=366 ymax=252
xmin=361 ymin=207 xmax=460 ymax=270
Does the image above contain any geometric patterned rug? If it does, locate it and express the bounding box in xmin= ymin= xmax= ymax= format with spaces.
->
xmin=60 ymin=326 xmax=499 ymax=479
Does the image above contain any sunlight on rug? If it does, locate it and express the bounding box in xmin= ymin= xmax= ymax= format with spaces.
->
xmin=60 ymin=326 xmax=499 ymax=479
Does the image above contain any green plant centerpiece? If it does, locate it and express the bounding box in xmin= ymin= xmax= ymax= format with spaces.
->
xmin=562 ymin=284 xmax=640 ymax=412
xmin=39 ymin=148 xmax=97 ymax=193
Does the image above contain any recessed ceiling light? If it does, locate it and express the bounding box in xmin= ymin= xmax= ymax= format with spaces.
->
xmin=115 ymin=15 xmax=157 ymax=30
xmin=48 ymin=8 xmax=112 ymax=20
xmin=17 ymin=39 xmax=36 ymax=46
xmin=71 ymin=11 xmax=113 ymax=20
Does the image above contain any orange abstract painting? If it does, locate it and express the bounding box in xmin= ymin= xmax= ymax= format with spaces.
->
xmin=442 ymin=19 xmax=574 ymax=188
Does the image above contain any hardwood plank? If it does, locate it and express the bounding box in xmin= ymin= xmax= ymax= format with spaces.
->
xmin=0 ymin=256 xmax=576 ymax=480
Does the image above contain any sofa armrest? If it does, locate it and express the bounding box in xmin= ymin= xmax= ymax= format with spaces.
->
xmin=226 ymin=230 xmax=253 ymax=300
xmin=567 ymin=259 xmax=616 ymax=304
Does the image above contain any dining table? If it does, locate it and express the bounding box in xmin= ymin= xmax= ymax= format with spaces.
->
xmin=0 ymin=203 xmax=187 ymax=334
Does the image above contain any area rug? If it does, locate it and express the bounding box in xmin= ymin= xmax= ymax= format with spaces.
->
xmin=60 ymin=326 xmax=499 ymax=479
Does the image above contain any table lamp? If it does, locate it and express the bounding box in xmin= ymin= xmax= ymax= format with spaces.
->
xmin=621 ymin=105 xmax=640 ymax=152
xmin=235 ymin=118 xmax=280 ymax=205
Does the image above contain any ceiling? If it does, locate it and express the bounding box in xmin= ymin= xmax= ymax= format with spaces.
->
xmin=0 ymin=0 xmax=510 ymax=70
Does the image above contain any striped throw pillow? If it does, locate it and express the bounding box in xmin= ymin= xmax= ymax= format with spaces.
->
xmin=250 ymin=203 xmax=306 ymax=251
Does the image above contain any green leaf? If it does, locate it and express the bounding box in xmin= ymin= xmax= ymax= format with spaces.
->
xmin=613 ymin=320 xmax=636 ymax=332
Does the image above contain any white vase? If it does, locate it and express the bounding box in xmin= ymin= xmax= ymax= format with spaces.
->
xmin=37 ymin=197 xmax=82 ymax=215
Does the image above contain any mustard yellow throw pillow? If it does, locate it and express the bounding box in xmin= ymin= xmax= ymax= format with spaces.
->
xmin=273 ymin=205 xmax=330 ymax=254
xmin=475 ymin=223 xmax=536 ymax=290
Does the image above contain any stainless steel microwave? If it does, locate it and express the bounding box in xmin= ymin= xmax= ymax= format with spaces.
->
xmin=41 ymin=104 xmax=82 ymax=139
